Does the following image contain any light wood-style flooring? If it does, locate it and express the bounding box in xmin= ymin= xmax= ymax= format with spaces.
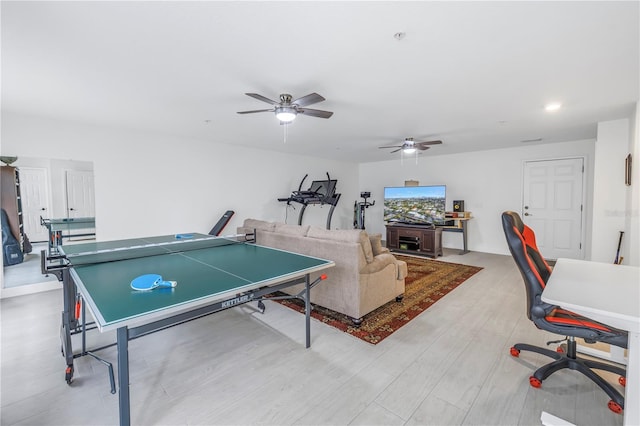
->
xmin=1 ymin=250 xmax=625 ymax=425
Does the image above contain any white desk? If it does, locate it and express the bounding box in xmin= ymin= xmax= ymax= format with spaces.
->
xmin=542 ymin=258 xmax=640 ymax=426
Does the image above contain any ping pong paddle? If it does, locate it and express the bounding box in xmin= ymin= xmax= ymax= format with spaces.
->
xmin=175 ymin=233 xmax=193 ymax=239
xmin=130 ymin=274 xmax=177 ymax=291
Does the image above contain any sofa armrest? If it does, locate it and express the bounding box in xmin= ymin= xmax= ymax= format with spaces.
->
xmin=360 ymin=253 xmax=398 ymax=275
xmin=396 ymin=259 xmax=408 ymax=280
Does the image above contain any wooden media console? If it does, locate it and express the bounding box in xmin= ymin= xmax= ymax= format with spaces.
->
xmin=385 ymin=224 xmax=443 ymax=258
xmin=386 ymin=212 xmax=472 ymax=256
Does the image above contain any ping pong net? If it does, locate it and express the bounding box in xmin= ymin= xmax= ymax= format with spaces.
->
xmin=66 ymin=234 xmax=254 ymax=266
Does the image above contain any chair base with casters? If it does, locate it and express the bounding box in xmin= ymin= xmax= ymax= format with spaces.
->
xmin=510 ymin=337 xmax=626 ymax=414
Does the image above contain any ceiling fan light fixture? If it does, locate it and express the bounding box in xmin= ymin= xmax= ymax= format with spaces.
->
xmin=403 ymin=147 xmax=416 ymax=154
xmin=275 ymin=107 xmax=297 ymax=123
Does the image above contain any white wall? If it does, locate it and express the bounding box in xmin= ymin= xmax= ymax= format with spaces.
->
xmin=359 ymin=140 xmax=596 ymax=256
xmin=3 ymin=110 xmax=636 ymax=264
xmin=592 ymin=119 xmax=631 ymax=263
xmin=1 ymin=112 xmax=360 ymax=242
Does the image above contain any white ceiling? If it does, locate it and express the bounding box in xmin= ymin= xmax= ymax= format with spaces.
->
xmin=2 ymin=1 xmax=638 ymax=163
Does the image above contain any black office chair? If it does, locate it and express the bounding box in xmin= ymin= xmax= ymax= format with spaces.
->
xmin=501 ymin=211 xmax=627 ymax=414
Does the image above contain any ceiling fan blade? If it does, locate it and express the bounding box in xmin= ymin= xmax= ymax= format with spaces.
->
xmin=237 ymin=108 xmax=274 ymax=114
xmin=415 ymin=140 xmax=443 ymax=146
xmin=298 ymin=108 xmax=333 ymax=119
xmin=416 ymin=146 xmax=431 ymax=151
xmin=292 ymin=93 xmax=325 ymax=107
xmin=379 ymin=145 xmax=402 ymax=149
xmin=390 ymin=148 xmax=401 ymax=153
xmin=245 ymin=93 xmax=279 ymax=105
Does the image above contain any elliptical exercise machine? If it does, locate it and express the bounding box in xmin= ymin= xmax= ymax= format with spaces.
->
xmin=353 ymin=192 xmax=375 ymax=230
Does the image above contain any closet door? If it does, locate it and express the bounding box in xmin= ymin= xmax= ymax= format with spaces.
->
xmin=65 ymin=170 xmax=95 ymax=218
xmin=19 ymin=167 xmax=51 ymax=242
xmin=522 ymin=158 xmax=585 ymax=260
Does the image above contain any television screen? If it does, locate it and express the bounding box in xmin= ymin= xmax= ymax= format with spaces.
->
xmin=384 ymin=185 xmax=446 ymax=225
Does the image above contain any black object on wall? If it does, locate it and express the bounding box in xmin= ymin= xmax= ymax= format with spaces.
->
xmin=453 ymin=200 xmax=465 ymax=212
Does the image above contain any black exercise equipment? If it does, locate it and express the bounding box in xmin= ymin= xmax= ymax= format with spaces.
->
xmin=278 ymin=173 xmax=341 ymax=229
xmin=353 ymin=192 xmax=375 ymax=230
xmin=209 ymin=210 xmax=235 ymax=236
xmin=1 ymin=208 xmax=23 ymax=266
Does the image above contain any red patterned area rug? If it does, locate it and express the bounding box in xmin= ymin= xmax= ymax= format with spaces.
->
xmin=270 ymin=255 xmax=482 ymax=344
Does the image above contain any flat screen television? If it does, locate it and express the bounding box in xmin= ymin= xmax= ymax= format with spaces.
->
xmin=384 ymin=185 xmax=446 ymax=225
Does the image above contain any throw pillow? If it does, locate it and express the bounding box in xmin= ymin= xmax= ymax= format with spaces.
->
xmin=369 ymin=233 xmax=385 ymax=256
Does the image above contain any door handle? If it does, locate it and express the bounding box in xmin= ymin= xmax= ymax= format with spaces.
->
xmin=524 ymin=212 xmax=532 ymax=216
xmin=41 ymin=208 xmax=46 ymax=211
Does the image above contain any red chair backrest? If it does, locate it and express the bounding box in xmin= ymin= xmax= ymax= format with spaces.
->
xmin=501 ymin=211 xmax=553 ymax=320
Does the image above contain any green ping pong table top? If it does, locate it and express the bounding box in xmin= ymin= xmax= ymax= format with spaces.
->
xmin=41 ymin=216 xmax=96 ymax=231
xmin=66 ymin=234 xmax=334 ymax=331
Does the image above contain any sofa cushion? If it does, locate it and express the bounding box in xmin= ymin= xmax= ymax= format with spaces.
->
xmin=369 ymin=233 xmax=389 ymax=256
xmin=243 ymin=219 xmax=276 ymax=232
xmin=360 ymin=253 xmax=397 ymax=275
xmin=274 ymin=223 xmax=310 ymax=236
xmin=307 ymin=227 xmax=374 ymax=263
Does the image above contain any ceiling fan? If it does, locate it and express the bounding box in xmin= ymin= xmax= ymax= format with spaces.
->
xmin=379 ymin=138 xmax=443 ymax=154
xmin=237 ymin=92 xmax=333 ymax=123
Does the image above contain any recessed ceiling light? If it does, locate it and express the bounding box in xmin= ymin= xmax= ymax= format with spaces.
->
xmin=394 ymin=32 xmax=406 ymax=40
xmin=545 ymin=102 xmax=562 ymax=112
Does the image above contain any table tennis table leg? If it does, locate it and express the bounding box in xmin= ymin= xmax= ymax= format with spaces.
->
xmin=61 ymin=269 xmax=77 ymax=384
xmin=305 ymin=274 xmax=311 ymax=349
xmin=117 ymin=327 xmax=131 ymax=426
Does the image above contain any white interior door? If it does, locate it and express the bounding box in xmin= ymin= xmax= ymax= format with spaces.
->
xmin=65 ymin=170 xmax=95 ymax=218
xmin=522 ymin=158 xmax=585 ymax=260
xmin=19 ymin=167 xmax=51 ymax=242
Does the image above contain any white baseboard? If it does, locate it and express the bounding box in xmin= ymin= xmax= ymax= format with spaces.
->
xmin=1 ymin=280 xmax=61 ymax=299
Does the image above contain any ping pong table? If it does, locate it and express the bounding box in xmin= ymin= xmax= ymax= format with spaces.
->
xmin=40 ymin=216 xmax=96 ymax=255
xmin=53 ymin=232 xmax=334 ymax=426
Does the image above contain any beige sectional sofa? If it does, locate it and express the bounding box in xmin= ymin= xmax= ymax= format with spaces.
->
xmin=237 ymin=219 xmax=407 ymax=324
